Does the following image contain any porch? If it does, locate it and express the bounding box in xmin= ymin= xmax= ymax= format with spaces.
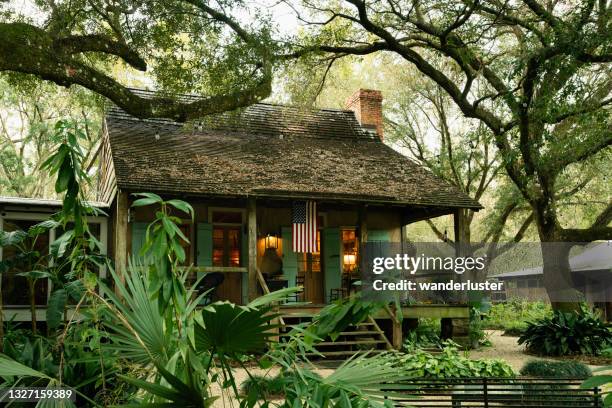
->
xmin=115 ymin=192 xmax=473 ymax=349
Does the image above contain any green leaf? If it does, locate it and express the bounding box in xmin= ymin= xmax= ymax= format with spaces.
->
xmin=0 ymin=229 xmax=27 ymax=247
xmin=166 ymin=199 xmax=194 ymax=218
xmin=17 ymin=270 xmax=53 ymax=280
xmin=581 ymin=375 xmax=612 ymax=389
xmin=132 ymin=197 xmax=162 ymax=208
xmin=0 ymin=354 xmax=52 ymax=378
xmin=194 ymin=302 xmax=279 ymax=355
xmin=46 ymin=289 xmax=67 ymax=329
xmin=50 ymin=230 xmax=74 ymax=258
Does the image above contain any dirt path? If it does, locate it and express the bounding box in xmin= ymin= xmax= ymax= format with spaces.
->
xmin=469 ymin=330 xmax=609 ymax=372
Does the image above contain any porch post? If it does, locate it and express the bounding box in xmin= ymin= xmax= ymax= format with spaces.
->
xmin=114 ymin=191 xmax=129 ymax=287
xmin=247 ymin=197 xmax=258 ymax=301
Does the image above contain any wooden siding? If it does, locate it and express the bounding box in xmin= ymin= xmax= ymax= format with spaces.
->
xmin=97 ymin=121 xmax=117 ymax=204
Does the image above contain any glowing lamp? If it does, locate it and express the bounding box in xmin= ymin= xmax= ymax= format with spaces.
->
xmin=265 ymin=234 xmax=278 ymax=249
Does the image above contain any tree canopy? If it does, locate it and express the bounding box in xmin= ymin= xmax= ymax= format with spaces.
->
xmin=0 ymin=0 xmax=276 ymax=121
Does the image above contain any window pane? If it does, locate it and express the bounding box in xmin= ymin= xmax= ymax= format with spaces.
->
xmin=212 ymin=229 xmax=224 ymax=266
xmin=212 ymin=227 xmax=241 ymax=267
xmin=228 ymin=228 xmax=241 ymax=267
xmin=342 ymin=229 xmax=358 ymax=274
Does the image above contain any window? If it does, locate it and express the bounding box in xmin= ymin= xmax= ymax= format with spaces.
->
xmin=1 ymin=219 xmax=49 ymax=306
xmin=212 ymin=227 xmax=241 ymax=267
xmin=341 ymin=229 xmax=358 ymax=274
xmin=0 ymin=214 xmax=107 ymax=308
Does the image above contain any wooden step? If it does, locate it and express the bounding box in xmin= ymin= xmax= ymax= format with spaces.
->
xmin=338 ymin=330 xmax=381 ymax=335
xmin=306 ymin=349 xmax=386 ymax=357
xmin=316 ymin=339 xmax=387 ymax=346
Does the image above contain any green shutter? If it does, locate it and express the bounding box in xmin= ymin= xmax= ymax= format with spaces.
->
xmin=196 ymin=223 xmax=213 ymax=280
xmin=241 ymin=227 xmax=248 ymax=305
xmin=131 ymin=222 xmax=148 ymax=262
xmin=281 ymin=227 xmax=298 ymax=293
xmin=323 ymin=227 xmax=341 ymax=303
xmin=368 ymin=230 xmax=390 ymax=242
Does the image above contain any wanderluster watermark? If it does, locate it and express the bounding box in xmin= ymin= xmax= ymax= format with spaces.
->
xmin=359 ymin=242 xmax=611 ymax=303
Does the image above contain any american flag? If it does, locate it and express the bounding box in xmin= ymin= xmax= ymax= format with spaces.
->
xmin=292 ymin=200 xmax=318 ymax=253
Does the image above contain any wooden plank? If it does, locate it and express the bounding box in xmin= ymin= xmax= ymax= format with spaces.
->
xmin=278 ymin=304 xmax=470 ymax=319
xmin=398 ymin=305 xmax=470 ymax=319
xmin=178 ymin=266 xmax=247 ymax=274
xmin=247 ymin=198 xmax=258 ymax=301
xmin=114 ymin=191 xmax=129 ymax=289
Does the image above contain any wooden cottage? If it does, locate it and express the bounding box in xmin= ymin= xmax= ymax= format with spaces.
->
xmin=1 ymin=89 xmax=481 ymax=349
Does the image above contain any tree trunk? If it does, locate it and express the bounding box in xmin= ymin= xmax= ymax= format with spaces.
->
xmin=29 ymin=279 xmax=37 ymax=335
xmin=536 ymin=207 xmax=583 ymax=312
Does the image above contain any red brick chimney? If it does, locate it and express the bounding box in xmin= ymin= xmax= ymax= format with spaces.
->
xmin=345 ymin=89 xmax=384 ymax=140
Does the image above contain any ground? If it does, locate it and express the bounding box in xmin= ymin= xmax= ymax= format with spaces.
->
xmin=211 ymin=330 xmax=609 ymax=406
xmin=471 ymin=330 xmax=612 ymax=372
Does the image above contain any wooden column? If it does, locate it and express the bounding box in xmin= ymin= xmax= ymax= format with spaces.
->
xmin=247 ymin=197 xmax=258 ymax=301
xmin=358 ymin=205 xmax=368 ymax=271
xmin=114 ymin=191 xmax=129 ymax=287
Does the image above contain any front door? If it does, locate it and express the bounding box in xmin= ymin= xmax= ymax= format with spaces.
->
xmin=297 ymin=231 xmax=324 ymax=304
xmin=212 ymin=226 xmax=242 ymax=304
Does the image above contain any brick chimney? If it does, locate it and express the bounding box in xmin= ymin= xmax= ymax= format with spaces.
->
xmin=345 ymin=89 xmax=384 ymax=140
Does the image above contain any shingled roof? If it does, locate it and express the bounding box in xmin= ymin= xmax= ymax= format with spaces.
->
xmin=104 ymin=99 xmax=481 ymax=209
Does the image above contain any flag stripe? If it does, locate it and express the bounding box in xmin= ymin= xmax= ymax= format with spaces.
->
xmin=292 ymin=201 xmax=317 ymax=253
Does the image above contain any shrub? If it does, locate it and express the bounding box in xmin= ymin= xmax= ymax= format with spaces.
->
xmin=485 ymin=299 xmax=551 ymax=331
xmin=404 ymin=318 xmax=442 ymax=349
xmin=240 ymin=374 xmax=288 ymax=398
xmin=520 ymin=360 xmax=592 ymax=378
xmin=518 ymin=307 xmax=612 ymax=356
xmin=395 ymin=341 xmax=514 ymax=378
xmin=521 ymin=360 xmax=593 ymax=406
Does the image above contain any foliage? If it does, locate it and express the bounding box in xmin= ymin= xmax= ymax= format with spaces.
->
xmin=131 ymin=192 xmax=194 ymax=313
xmin=395 ymin=341 xmax=514 ymax=379
xmin=292 ymin=0 xmax=612 ymax=309
xmin=520 ymin=360 xmax=592 ymax=378
xmin=485 ymin=299 xmax=552 ymax=335
xmin=240 ymin=373 xmax=289 ymax=398
xmin=0 ymin=1 xmax=275 ymax=121
xmin=0 ymin=79 xmax=102 ymax=198
xmin=404 ymin=318 xmax=442 ymax=349
xmin=306 ymin=293 xmax=383 ymax=341
xmin=581 ymin=358 xmax=612 ymax=407
xmin=518 ymin=307 xmax=612 ymax=356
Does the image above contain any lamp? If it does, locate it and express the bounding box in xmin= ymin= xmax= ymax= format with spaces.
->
xmin=265 ymin=234 xmax=278 ymax=249
xmin=343 ymin=252 xmax=357 ymax=272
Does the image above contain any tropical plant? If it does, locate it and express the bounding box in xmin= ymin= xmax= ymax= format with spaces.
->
xmin=394 ymin=341 xmax=514 ymax=379
xmin=130 ymin=192 xmax=194 ymax=314
xmin=403 ymin=318 xmax=442 ymax=350
xmin=519 ymin=307 xmax=612 ymax=356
